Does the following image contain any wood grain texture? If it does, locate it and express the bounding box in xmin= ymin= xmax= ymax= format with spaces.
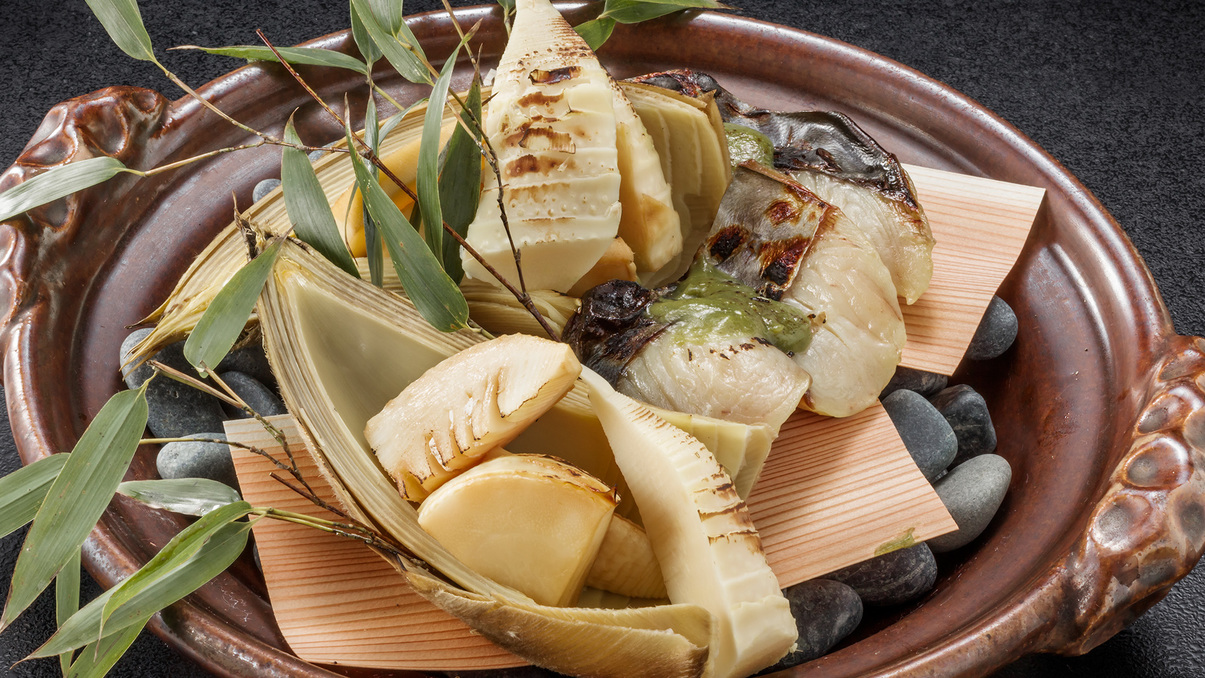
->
xmin=227 ymin=405 xmax=954 ymax=670
xmin=899 ymin=165 xmax=1045 ymax=374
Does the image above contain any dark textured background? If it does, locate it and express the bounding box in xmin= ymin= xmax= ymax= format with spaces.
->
xmin=0 ymin=0 xmax=1202 ymax=676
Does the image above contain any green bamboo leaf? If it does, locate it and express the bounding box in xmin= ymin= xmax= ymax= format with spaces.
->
xmin=281 ymin=120 xmax=359 ymax=278
xmin=55 ymin=548 xmax=81 ymax=676
xmin=574 ymin=17 xmax=618 ymax=51
xmin=349 ymin=0 xmax=431 ymax=84
xmin=117 ymin=479 xmax=241 ymax=517
xmin=601 ymin=0 xmax=727 ymax=23
xmin=417 ymin=43 xmax=463 ymax=261
xmin=497 ymin=0 xmax=516 ymax=34
xmin=65 ymin=616 xmax=147 ymax=678
xmin=100 ymin=501 xmax=252 ymax=629
xmin=183 ymin=239 xmax=284 ymax=376
xmin=84 ymin=0 xmax=154 ymax=61
xmin=363 ymin=96 xmax=385 ymax=288
xmin=350 ymin=4 xmax=381 ymax=65
xmin=0 ymin=453 xmax=67 ymax=540
xmin=0 ymin=384 xmax=149 ymax=630
xmin=438 ymin=78 xmax=483 ymax=283
xmin=367 ymin=0 xmax=406 ymax=34
xmin=175 ymin=45 xmax=368 ymax=75
xmin=33 ymin=520 xmax=253 ymax=659
xmin=0 ymin=157 xmax=131 ymax=223
xmin=346 ymin=124 xmax=469 ymax=332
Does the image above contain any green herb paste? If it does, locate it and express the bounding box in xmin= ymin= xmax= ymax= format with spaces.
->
xmin=648 ymin=260 xmax=813 ymax=355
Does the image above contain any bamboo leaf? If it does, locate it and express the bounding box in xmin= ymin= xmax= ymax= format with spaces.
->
xmin=117 ymin=479 xmax=241 ymax=517
xmin=55 ymin=548 xmax=82 ymax=676
xmin=438 ymin=78 xmax=483 ymax=283
xmin=175 ymin=45 xmax=368 ymax=75
xmin=65 ymin=617 xmax=146 ymax=678
xmin=363 ymin=96 xmax=385 ymax=288
xmin=0 ymin=157 xmax=131 ymax=223
xmin=84 ymin=0 xmax=154 ymax=61
xmin=33 ymin=520 xmax=253 ymax=659
xmin=281 ymin=120 xmax=359 ymax=278
xmin=349 ymin=0 xmax=431 ymax=84
xmin=100 ymin=501 xmax=252 ymax=629
xmin=574 ymin=17 xmax=618 ymax=51
xmin=350 ymin=3 xmax=381 ymax=65
xmin=0 ymin=453 xmax=67 ymax=540
xmin=417 ymin=43 xmax=463 ymax=262
xmin=0 ymin=385 xmax=149 ymax=630
xmin=600 ymin=0 xmax=727 ymax=23
xmin=346 ymin=125 xmax=469 ymax=332
xmin=183 ymin=239 xmax=284 ymax=376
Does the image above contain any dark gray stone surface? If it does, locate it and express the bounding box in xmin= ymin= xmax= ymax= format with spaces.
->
xmin=156 ymin=432 xmax=240 ymax=490
xmin=828 ymin=543 xmax=939 ymax=607
xmin=219 ymin=371 xmax=287 ymax=419
xmin=769 ymin=579 xmax=863 ymax=671
xmin=967 ymin=296 xmax=1019 ymax=360
xmin=929 ymin=454 xmax=1014 ymax=553
xmin=882 ymin=389 xmax=958 ymax=481
xmin=1 ymin=0 xmax=1202 ymax=676
xmin=931 ymin=384 xmax=998 ymax=464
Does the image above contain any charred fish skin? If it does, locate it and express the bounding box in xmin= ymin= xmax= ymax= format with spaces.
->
xmin=627 ymin=69 xmax=915 ymax=205
xmin=564 ymin=280 xmax=669 ymax=385
xmin=629 ymin=69 xmax=935 ymax=304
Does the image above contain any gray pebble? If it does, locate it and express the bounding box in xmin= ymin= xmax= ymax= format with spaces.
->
xmin=252 ymin=178 xmax=281 ymax=203
xmin=928 ymin=454 xmax=1012 ymax=553
xmin=930 ymin=385 xmax=997 ymax=465
xmin=219 ymin=371 xmax=286 ymax=419
xmin=308 ymin=149 xmax=327 ymax=163
xmin=119 ymin=328 xmax=154 ymax=387
xmin=882 ymin=390 xmax=957 ymax=481
xmin=967 ymin=296 xmax=1018 ymax=360
xmin=123 ymin=335 xmax=226 ymax=439
xmin=767 ymin=579 xmax=863 ymax=671
xmin=156 ymin=432 xmax=240 ymax=490
xmin=828 ymin=543 xmax=937 ymax=606
xmin=216 ymin=344 xmax=275 ymax=388
xmin=879 ymin=366 xmax=949 ymax=399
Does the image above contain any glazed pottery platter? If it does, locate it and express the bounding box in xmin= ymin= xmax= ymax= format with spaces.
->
xmin=1 ymin=3 xmax=1203 ymax=678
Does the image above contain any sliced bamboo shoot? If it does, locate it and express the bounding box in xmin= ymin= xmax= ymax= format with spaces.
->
xmin=568 ymin=236 xmax=639 ymax=297
xmin=365 ymin=334 xmax=581 ymax=501
xmin=587 ymin=514 xmax=667 ymax=600
xmin=581 ymin=368 xmax=797 ymax=678
xmin=461 ymin=0 xmax=622 ymax=292
xmin=418 ymin=453 xmax=617 ymax=607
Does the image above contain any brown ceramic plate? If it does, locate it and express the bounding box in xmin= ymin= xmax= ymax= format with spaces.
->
xmin=2 ymin=4 xmax=1203 ymax=678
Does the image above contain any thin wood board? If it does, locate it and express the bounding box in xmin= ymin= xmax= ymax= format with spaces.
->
xmin=227 ymin=406 xmax=954 ymax=671
xmin=898 ymin=165 xmax=1045 ymax=374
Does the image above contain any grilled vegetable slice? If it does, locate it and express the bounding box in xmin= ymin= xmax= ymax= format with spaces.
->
xmin=418 ymin=453 xmax=617 ymax=607
xmin=582 ymin=368 xmax=797 ymax=678
xmin=365 ymin=333 xmax=580 ymax=501
xmin=460 ymin=0 xmax=623 ymax=292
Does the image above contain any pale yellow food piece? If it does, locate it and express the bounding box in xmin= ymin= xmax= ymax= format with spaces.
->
xmin=568 ymin=236 xmax=638 ymax=297
xmin=418 ymin=453 xmax=617 ymax=607
xmin=364 ymin=334 xmax=581 ymax=500
xmin=587 ymin=514 xmax=667 ymax=600
xmin=582 ymin=368 xmax=797 ymax=678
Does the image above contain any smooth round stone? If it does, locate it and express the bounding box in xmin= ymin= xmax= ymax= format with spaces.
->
xmin=216 ymin=343 xmax=276 ymax=388
xmin=145 ymin=373 xmax=226 ymax=439
xmin=252 ymin=178 xmax=281 ymax=203
xmin=307 ymin=149 xmax=327 ymax=163
xmin=766 ymin=579 xmax=863 ymax=671
xmin=156 ymin=432 xmax=239 ymax=490
xmin=828 ymin=543 xmax=938 ymax=606
xmin=879 ymin=366 xmax=949 ymax=399
xmin=119 ymin=328 xmax=154 ymax=387
xmin=930 ymin=384 xmax=997 ymax=465
xmin=928 ymin=454 xmax=1012 ymax=553
xmin=967 ymin=295 xmax=1018 ymax=360
xmin=882 ymin=389 xmax=958 ymax=481
xmin=219 ymin=371 xmax=286 ymax=419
